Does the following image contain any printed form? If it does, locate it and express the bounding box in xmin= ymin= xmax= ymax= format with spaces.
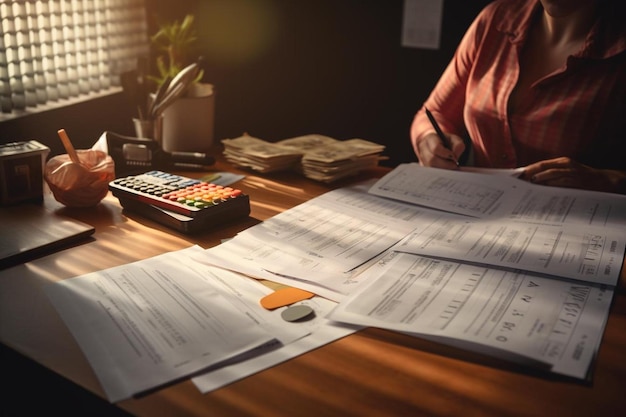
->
xmin=370 ymin=163 xmax=626 ymax=285
xmin=198 ymin=176 xmax=625 ymax=298
xmin=45 ymin=246 xmax=309 ymax=402
xmin=393 ymin=212 xmax=624 ymax=286
xmin=369 ymin=163 xmax=626 ymax=227
xmin=198 ymin=183 xmax=443 ymax=300
xmin=328 ymin=251 xmax=614 ymax=380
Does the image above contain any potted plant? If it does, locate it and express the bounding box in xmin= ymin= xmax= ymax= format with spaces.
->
xmin=150 ymin=14 xmax=203 ymax=89
xmin=149 ymin=14 xmax=215 ymax=154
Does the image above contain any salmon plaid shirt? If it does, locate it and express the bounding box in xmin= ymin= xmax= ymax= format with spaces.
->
xmin=411 ymin=0 xmax=626 ymax=169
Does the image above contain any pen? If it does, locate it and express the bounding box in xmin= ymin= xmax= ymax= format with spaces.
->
xmin=424 ymin=107 xmax=459 ymax=166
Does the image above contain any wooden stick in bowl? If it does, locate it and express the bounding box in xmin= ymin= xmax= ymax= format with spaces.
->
xmin=57 ymin=129 xmax=81 ymax=165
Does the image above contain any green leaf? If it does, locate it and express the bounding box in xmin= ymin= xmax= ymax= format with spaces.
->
xmin=150 ymin=14 xmax=200 ymax=90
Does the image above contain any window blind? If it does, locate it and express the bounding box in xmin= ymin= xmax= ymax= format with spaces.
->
xmin=0 ymin=0 xmax=148 ymax=116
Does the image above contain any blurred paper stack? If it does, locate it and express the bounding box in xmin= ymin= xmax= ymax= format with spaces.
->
xmin=291 ymin=138 xmax=385 ymax=182
xmin=222 ymin=134 xmax=386 ymax=182
xmin=221 ymin=134 xmax=303 ymax=173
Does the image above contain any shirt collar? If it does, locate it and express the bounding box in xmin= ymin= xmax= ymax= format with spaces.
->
xmin=495 ymin=0 xmax=541 ymax=44
xmin=495 ymin=0 xmax=626 ymax=60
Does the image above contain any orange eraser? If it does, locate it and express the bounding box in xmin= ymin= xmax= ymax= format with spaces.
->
xmin=260 ymin=287 xmax=315 ymax=310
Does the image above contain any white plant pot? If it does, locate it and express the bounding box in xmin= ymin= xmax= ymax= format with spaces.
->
xmin=161 ymin=83 xmax=215 ymax=153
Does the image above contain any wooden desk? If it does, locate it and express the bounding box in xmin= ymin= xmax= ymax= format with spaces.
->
xmin=1 ymin=158 xmax=625 ymax=417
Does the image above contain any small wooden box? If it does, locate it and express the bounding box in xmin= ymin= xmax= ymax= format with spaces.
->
xmin=0 ymin=140 xmax=50 ymax=205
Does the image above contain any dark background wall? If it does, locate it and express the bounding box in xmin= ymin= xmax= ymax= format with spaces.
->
xmin=0 ymin=0 xmax=491 ymax=167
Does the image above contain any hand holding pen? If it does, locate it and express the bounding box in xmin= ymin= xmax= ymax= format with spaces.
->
xmin=423 ymin=107 xmax=461 ymax=167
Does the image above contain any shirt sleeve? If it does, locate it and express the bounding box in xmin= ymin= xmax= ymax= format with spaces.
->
xmin=410 ymin=3 xmax=497 ymax=145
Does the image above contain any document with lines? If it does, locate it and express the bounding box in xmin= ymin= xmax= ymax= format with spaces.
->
xmin=370 ymin=163 xmax=626 ymax=286
xmin=391 ymin=211 xmax=624 ymax=286
xmin=197 ymin=177 xmax=624 ymax=301
xmin=328 ymin=251 xmax=614 ymax=380
xmin=190 ymin=165 xmax=624 ymax=380
xmin=324 ymin=164 xmax=625 ymax=379
xmin=45 ymin=246 xmax=306 ymax=402
xmin=369 ymin=163 xmax=626 ymax=228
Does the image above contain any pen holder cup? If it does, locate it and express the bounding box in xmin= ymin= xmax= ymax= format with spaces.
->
xmin=44 ymin=150 xmax=115 ymax=207
xmin=133 ymin=115 xmax=163 ymax=147
xmin=160 ymin=83 xmax=215 ymax=153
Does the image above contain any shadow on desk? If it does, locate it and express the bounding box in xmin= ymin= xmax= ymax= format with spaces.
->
xmin=1 ymin=344 xmax=132 ymax=417
xmin=359 ymin=328 xmax=592 ymax=385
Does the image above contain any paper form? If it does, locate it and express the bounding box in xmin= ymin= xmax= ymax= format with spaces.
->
xmin=194 ymin=183 xmax=439 ymax=300
xmin=240 ymin=186 xmax=417 ymax=273
xmin=369 ymin=163 xmax=626 ymax=227
xmin=185 ymin=250 xmax=310 ymax=347
xmin=194 ymin=234 xmax=364 ymax=301
xmin=240 ymin=182 xmax=449 ymax=274
xmin=498 ymin=183 xmax=626 ymax=227
xmin=45 ymin=246 xmax=307 ymax=402
xmin=197 ymin=177 xmax=625 ymax=298
xmin=327 ymin=252 xmax=613 ymax=379
xmin=393 ymin=212 xmax=625 ymax=286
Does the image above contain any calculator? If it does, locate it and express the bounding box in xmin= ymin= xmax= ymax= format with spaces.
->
xmin=109 ymin=171 xmax=250 ymax=233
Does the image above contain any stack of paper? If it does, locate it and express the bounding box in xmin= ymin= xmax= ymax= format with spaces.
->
xmin=297 ymin=138 xmax=386 ymax=182
xmin=222 ymin=134 xmax=386 ymax=182
xmin=222 ymin=134 xmax=303 ymax=173
xmin=197 ymin=165 xmax=626 ymax=381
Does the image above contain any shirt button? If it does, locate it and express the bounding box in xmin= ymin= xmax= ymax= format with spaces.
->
xmin=501 ymin=154 xmax=508 ymax=160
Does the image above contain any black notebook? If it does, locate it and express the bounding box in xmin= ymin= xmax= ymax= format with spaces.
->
xmin=0 ymin=204 xmax=95 ymax=268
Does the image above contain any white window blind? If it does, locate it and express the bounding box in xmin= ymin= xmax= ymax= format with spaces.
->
xmin=0 ymin=0 xmax=149 ymax=116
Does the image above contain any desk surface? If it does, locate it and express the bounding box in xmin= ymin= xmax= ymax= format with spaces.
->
xmin=1 ymin=157 xmax=625 ymax=417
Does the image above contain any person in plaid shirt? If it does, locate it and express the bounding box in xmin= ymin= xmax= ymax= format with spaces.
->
xmin=411 ymin=0 xmax=625 ymax=194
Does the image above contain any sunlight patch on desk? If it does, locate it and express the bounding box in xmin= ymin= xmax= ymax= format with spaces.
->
xmin=242 ymin=178 xmax=305 ymax=196
xmin=249 ymin=200 xmax=290 ymax=218
xmin=24 ymin=261 xmax=65 ymax=284
xmin=26 ymin=224 xmax=190 ymax=285
xmin=105 ymin=218 xmax=190 ymax=249
xmin=24 ymin=245 xmax=138 ymax=283
xmin=20 ymin=243 xmax=117 ymax=283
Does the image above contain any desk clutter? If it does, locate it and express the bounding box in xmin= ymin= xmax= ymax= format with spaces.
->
xmin=222 ymin=133 xmax=386 ymax=182
xmin=43 ymin=162 xmax=626 ymax=402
